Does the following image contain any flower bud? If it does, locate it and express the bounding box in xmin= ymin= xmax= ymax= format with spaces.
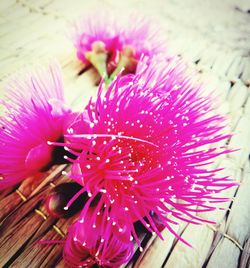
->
xmin=45 ymin=182 xmax=88 ymax=218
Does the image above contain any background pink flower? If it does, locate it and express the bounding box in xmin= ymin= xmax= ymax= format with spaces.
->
xmin=71 ymin=12 xmax=122 ymax=64
xmin=71 ymin=12 xmax=167 ymax=78
xmin=0 ymin=64 xmax=73 ymax=190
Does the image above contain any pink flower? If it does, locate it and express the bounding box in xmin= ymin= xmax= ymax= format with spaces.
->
xmin=58 ymin=58 xmax=236 ymax=245
xmin=0 ymin=64 xmax=73 ymax=190
xmin=63 ymin=209 xmax=134 ymax=267
xmin=71 ymin=12 xmax=166 ymax=79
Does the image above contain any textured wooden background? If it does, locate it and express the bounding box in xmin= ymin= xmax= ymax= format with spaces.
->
xmin=0 ymin=0 xmax=250 ymax=267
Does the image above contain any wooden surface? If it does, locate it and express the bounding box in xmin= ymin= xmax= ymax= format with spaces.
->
xmin=0 ymin=0 xmax=250 ymax=267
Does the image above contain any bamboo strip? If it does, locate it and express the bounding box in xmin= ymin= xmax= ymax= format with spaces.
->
xmin=226 ymin=55 xmax=245 ymax=82
xmin=0 ymin=213 xmax=44 ymax=265
xmin=0 ymin=191 xmax=44 ymax=232
xmin=8 ymin=216 xmax=59 ymax=267
xmin=206 ymin=237 xmax=240 ymax=268
xmin=204 ymin=162 xmax=250 ymax=268
xmin=244 ymin=96 xmax=250 ymax=118
xmin=239 ymin=237 xmax=250 ymax=268
xmin=197 ymin=47 xmax=220 ymax=71
xmin=204 ymin=222 xmax=225 ymax=263
xmin=225 ymin=161 xmax=250 ymax=245
xmin=0 ymin=165 xmax=67 ymax=222
xmin=227 ymin=81 xmax=248 ymax=113
xmin=228 ymin=116 xmax=250 ymax=167
xmin=11 ymin=202 xmax=77 ymax=267
xmin=207 ymin=224 xmax=245 ymax=252
xmin=241 ymin=58 xmax=250 ymax=86
xmin=0 ymin=185 xmax=15 ymax=199
xmin=134 ymin=224 xmax=179 ymax=268
xmin=211 ymin=51 xmax=237 ymax=78
xmin=163 ymin=224 xmax=214 ymax=268
xmin=0 ymin=195 xmax=75 ymax=267
xmin=197 ymin=158 xmax=241 ymax=223
xmin=0 ymin=191 xmax=24 ymax=222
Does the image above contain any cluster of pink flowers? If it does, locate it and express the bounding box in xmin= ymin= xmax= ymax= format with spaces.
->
xmin=0 ymin=12 xmax=236 ymax=268
xmin=71 ymin=12 xmax=167 ymax=80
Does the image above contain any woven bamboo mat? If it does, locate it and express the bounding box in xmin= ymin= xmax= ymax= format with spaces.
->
xmin=0 ymin=0 xmax=250 ymax=267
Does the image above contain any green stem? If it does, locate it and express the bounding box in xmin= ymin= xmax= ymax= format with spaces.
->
xmin=108 ymin=46 xmax=137 ymax=85
xmin=85 ymin=50 xmax=108 ymax=79
xmin=109 ymin=54 xmax=130 ymax=82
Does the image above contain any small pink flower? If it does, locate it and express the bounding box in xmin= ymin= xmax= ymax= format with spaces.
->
xmin=63 ymin=209 xmax=134 ymax=267
xmin=59 ymin=58 xmax=237 ymax=245
xmin=71 ymin=12 xmax=166 ymax=79
xmin=0 ymin=64 xmax=74 ymax=190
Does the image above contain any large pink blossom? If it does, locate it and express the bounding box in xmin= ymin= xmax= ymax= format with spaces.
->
xmin=0 ymin=64 xmax=73 ymax=190
xmin=71 ymin=12 xmax=166 ymax=78
xmin=63 ymin=209 xmax=134 ymax=267
xmin=54 ymin=58 xmax=236 ymax=245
